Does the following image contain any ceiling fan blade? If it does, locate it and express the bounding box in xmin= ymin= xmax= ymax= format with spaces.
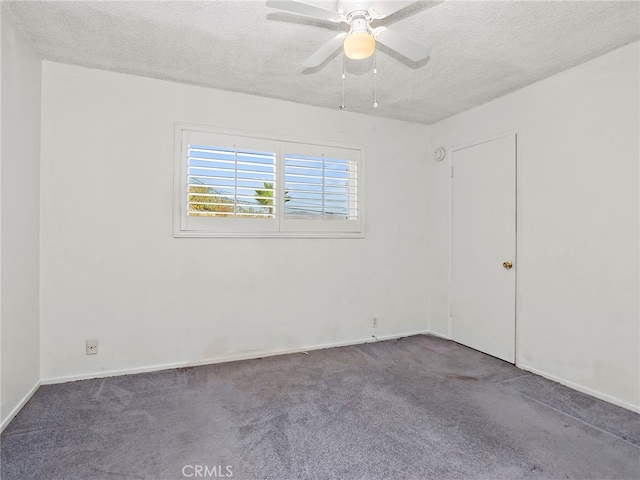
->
xmin=266 ymin=0 xmax=344 ymax=22
xmin=368 ymin=1 xmax=416 ymax=20
xmin=302 ymin=33 xmax=347 ymax=68
xmin=374 ymin=27 xmax=430 ymax=62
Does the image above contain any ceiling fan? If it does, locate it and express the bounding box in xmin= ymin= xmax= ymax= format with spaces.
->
xmin=266 ymin=1 xmax=430 ymax=68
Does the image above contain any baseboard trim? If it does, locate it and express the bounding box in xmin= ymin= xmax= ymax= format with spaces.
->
xmin=41 ymin=330 xmax=430 ymax=385
xmin=1 ymin=381 xmax=41 ymax=433
xmin=425 ymin=330 xmax=450 ymax=340
xmin=517 ymin=363 xmax=639 ymax=413
xmin=28 ymin=334 xmax=640 ymax=415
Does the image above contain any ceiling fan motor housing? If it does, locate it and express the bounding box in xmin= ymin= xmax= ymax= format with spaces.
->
xmin=337 ymin=1 xmax=373 ymax=17
xmin=347 ymin=12 xmax=370 ymax=34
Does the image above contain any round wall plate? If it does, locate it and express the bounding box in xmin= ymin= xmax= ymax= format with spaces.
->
xmin=434 ymin=147 xmax=446 ymax=161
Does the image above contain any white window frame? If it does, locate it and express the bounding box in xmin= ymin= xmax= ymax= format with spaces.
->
xmin=174 ymin=123 xmax=366 ymax=238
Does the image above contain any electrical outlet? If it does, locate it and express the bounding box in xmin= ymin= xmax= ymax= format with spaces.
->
xmin=372 ymin=317 xmax=379 ymax=328
xmin=86 ymin=339 xmax=98 ymax=355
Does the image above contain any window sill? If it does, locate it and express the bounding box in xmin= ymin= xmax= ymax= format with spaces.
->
xmin=173 ymin=230 xmax=366 ymax=239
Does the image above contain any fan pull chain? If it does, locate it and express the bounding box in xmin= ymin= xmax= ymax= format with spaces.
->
xmin=340 ymin=56 xmax=346 ymax=110
xmin=373 ymin=51 xmax=378 ymax=108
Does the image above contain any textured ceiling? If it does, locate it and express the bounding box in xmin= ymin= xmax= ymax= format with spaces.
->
xmin=4 ymin=0 xmax=639 ymax=125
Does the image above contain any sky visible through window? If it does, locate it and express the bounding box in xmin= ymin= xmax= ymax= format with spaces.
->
xmin=284 ymin=153 xmax=352 ymax=219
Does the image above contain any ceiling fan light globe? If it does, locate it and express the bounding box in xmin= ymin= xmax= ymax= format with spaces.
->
xmin=343 ymin=32 xmax=376 ymax=60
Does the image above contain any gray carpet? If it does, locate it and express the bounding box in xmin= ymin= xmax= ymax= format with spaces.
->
xmin=1 ymin=335 xmax=639 ymax=480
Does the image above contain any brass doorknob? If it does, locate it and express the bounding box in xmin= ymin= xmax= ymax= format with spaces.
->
xmin=503 ymin=260 xmax=513 ymax=269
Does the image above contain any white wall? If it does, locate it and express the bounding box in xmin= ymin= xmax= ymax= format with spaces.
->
xmin=427 ymin=42 xmax=639 ymax=411
xmin=1 ymin=7 xmax=42 ymax=429
xmin=39 ymin=62 xmax=430 ymax=382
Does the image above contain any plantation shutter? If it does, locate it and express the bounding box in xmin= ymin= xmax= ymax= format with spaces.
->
xmin=280 ymin=142 xmax=361 ymax=233
xmin=176 ymin=126 xmax=364 ymax=237
xmin=182 ymin=131 xmax=279 ymax=233
xmin=187 ymin=145 xmax=277 ymax=218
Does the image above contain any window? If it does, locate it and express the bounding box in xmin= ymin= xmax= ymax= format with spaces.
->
xmin=188 ymin=144 xmax=276 ymax=219
xmin=174 ymin=124 xmax=364 ymax=237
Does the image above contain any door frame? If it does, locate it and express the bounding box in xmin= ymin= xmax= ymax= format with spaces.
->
xmin=448 ymin=129 xmax=521 ymax=365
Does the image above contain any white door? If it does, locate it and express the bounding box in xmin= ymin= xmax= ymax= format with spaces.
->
xmin=451 ymin=134 xmax=516 ymax=363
